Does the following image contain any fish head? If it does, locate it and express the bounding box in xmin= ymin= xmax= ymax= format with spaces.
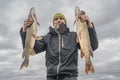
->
xmin=73 ymin=7 xmax=81 ymax=26
xmin=75 ymin=7 xmax=85 ymax=22
xmin=30 ymin=7 xmax=35 ymax=14
xmin=28 ymin=7 xmax=37 ymax=22
xmin=75 ymin=7 xmax=81 ymax=19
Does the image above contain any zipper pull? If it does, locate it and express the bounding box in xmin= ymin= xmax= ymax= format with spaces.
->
xmin=62 ymin=37 xmax=64 ymax=47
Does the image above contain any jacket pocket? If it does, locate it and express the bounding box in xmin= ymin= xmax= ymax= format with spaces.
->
xmin=61 ymin=46 xmax=72 ymax=57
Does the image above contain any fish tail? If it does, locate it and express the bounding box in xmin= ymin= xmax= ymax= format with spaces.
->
xmin=73 ymin=20 xmax=76 ymax=26
xmin=90 ymin=49 xmax=94 ymax=58
xmin=20 ymin=57 xmax=29 ymax=70
xmin=80 ymin=50 xmax=84 ymax=58
xmin=85 ymin=62 xmax=94 ymax=74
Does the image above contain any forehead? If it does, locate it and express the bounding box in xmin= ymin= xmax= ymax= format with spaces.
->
xmin=55 ymin=16 xmax=63 ymax=18
xmin=54 ymin=16 xmax=65 ymax=21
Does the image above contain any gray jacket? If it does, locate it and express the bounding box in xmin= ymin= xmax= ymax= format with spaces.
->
xmin=20 ymin=23 xmax=98 ymax=78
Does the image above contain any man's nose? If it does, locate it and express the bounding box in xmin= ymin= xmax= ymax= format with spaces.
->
xmin=57 ymin=20 xmax=61 ymax=23
xmin=57 ymin=19 xmax=61 ymax=23
xmin=57 ymin=18 xmax=61 ymax=21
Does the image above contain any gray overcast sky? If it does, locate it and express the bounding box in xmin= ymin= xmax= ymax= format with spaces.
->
xmin=0 ymin=0 xmax=120 ymax=80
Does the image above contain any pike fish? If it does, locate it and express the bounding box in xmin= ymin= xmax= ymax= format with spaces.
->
xmin=75 ymin=7 xmax=94 ymax=74
xmin=20 ymin=7 xmax=41 ymax=69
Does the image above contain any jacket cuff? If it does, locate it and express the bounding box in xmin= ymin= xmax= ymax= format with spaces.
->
xmin=20 ymin=27 xmax=26 ymax=37
xmin=88 ymin=22 xmax=95 ymax=33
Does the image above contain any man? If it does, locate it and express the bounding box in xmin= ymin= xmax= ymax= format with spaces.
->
xmin=20 ymin=12 xmax=98 ymax=80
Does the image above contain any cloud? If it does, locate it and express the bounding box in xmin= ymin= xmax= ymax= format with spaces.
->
xmin=92 ymin=0 xmax=120 ymax=40
xmin=0 ymin=0 xmax=120 ymax=80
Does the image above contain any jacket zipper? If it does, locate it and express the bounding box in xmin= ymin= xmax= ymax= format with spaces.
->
xmin=62 ymin=37 xmax=64 ymax=47
xmin=57 ymin=33 xmax=61 ymax=80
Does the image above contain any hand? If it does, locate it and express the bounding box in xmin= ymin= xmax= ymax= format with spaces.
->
xmin=80 ymin=11 xmax=93 ymax=28
xmin=22 ymin=18 xmax=33 ymax=32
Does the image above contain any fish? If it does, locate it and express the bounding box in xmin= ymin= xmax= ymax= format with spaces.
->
xmin=20 ymin=7 xmax=42 ymax=69
xmin=74 ymin=6 xmax=94 ymax=74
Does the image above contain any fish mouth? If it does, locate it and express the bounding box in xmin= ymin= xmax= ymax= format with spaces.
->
xmin=75 ymin=7 xmax=85 ymax=22
xmin=30 ymin=7 xmax=35 ymax=14
xmin=75 ymin=7 xmax=81 ymax=17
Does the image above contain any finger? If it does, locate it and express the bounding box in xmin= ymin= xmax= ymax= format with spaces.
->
xmin=81 ymin=15 xmax=85 ymax=19
xmin=24 ymin=23 xmax=29 ymax=27
xmin=24 ymin=20 xmax=32 ymax=23
xmin=24 ymin=20 xmax=33 ymax=25
xmin=24 ymin=22 xmax=31 ymax=27
xmin=28 ymin=18 xmax=33 ymax=22
xmin=24 ymin=21 xmax=28 ymax=24
xmin=86 ymin=15 xmax=89 ymax=19
xmin=24 ymin=18 xmax=33 ymax=22
xmin=84 ymin=15 xmax=90 ymax=21
xmin=81 ymin=10 xmax=85 ymax=15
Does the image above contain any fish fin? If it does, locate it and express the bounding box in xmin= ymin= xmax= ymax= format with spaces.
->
xmin=33 ymin=33 xmax=36 ymax=38
xmin=20 ymin=57 xmax=29 ymax=70
xmin=79 ymin=32 xmax=81 ymax=39
xmin=73 ymin=20 xmax=76 ymax=26
xmin=80 ymin=50 xmax=84 ymax=58
xmin=35 ymin=36 xmax=42 ymax=40
xmin=29 ymin=49 xmax=36 ymax=56
xmin=37 ymin=22 xmax=40 ymax=26
xmin=76 ymin=36 xmax=79 ymax=43
xmin=85 ymin=62 xmax=94 ymax=74
xmin=33 ymin=34 xmax=42 ymax=40
xmin=90 ymin=49 xmax=94 ymax=58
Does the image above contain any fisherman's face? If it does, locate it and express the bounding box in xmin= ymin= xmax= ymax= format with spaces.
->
xmin=53 ymin=16 xmax=65 ymax=28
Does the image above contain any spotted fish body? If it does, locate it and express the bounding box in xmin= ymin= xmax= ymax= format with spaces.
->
xmin=20 ymin=7 xmax=41 ymax=69
xmin=75 ymin=7 xmax=94 ymax=74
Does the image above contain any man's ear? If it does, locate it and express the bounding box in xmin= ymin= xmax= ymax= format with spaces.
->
xmin=62 ymin=20 xmax=66 ymax=24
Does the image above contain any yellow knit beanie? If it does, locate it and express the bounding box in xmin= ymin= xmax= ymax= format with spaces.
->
xmin=53 ymin=13 xmax=67 ymax=25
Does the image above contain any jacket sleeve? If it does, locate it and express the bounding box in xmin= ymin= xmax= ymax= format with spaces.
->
xmin=20 ymin=28 xmax=46 ymax=54
xmin=88 ymin=23 xmax=98 ymax=51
